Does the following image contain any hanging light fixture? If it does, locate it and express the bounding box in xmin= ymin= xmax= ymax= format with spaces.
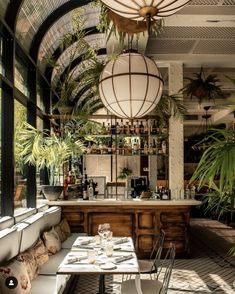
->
xmin=99 ymin=51 xmax=163 ymax=119
xmin=100 ymin=0 xmax=190 ymax=32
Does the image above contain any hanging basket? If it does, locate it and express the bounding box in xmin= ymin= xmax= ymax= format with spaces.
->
xmin=107 ymin=9 xmax=147 ymax=34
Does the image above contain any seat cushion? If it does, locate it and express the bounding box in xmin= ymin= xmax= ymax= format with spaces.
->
xmin=39 ymin=249 xmax=70 ymax=275
xmin=43 ymin=228 xmax=61 ymax=255
xmin=0 ymin=228 xmax=21 ymax=264
xmin=0 ymin=216 xmax=14 ymax=230
xmin=30 ymin=275 xmax=57 ymax=294
xmin=62 ymin=233 xmax=87 ymax=249
xmin=121 ymin=278 xmax=162 ymax=294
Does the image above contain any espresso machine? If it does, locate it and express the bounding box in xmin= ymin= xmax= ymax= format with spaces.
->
xmin=127 ymin=176 xmax=148 ymax=198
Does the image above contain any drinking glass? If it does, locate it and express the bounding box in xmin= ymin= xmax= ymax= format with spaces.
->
xmin=105 ymin=244 xmax=113 ymax=257
xmin=98 ymin=223 xmax=111 ymax=242
xmin=87 ymin=250 xmax=97 ymax=264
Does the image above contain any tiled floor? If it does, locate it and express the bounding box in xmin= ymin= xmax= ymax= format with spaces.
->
xmin=74 ymin=219 xmax=235 ymax=293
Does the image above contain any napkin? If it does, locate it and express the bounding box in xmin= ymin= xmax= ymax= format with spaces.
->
xmin=113 ymin=237 xmax=129 ymax=245
xmin=66 ymin=255 xmax=87 ymax=264
xmin=113 ymin=254 xmax=133 ymax=264
xmin=75 ymin=239 xmax=93 ymax=246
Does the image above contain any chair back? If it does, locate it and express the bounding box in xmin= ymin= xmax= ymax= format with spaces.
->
xmin=150 ymin=229 xmax=165 ymax=273
xmin=158 ymin=243 xmax=175 ymax=294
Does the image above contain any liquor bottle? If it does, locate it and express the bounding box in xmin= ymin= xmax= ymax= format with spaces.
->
xmin=135 ymin=120 xmax=140 ymax=135
xmin=116 ymin=122 xmax=120 ymax=134
xmin=161 ymin=140 xmax=167 ymax=154
xmin=144 ymin=141 xmax=148 ymax=155
xmin=132 ymin=138 xmax=138 ymax=155
xmin=82 ymin=174 xmax=89 ymax=200
xmin=139 ymin=121 xmax=144 ymax=135
xmin=144 ymin=120 xmax=149 ymax=134
xmin=151 ymin=120 xmax=157 ymax=135
xmin=107 ymin=123 xmax=111 ymax=134
xmin=88 ymin=179 xmax=94 ymax=199
xmin=140 ymin=138 xmax=144 ymax=154
xmin=149 ymin=143 xmax=153 ymax=155
xmin=120 ymin=119 xmax=124 ymax=134
xmin=86 ymin=141 xmax=92 ymax=154
xmin=126 ymin=122 xmax=130 ymax=134
xmin=101 ymin=122 xmax=107 ymax=134
xmin=152 ymin=139 xmax=157 ymax=154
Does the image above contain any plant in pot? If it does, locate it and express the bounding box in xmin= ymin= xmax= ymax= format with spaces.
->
xmin=15 ymin=122 xmax=86 ymax=201
xmin=180 ymin=67 xmax=225 ymax=105
xmin=190 ymin=128 xmax=235 ymax=254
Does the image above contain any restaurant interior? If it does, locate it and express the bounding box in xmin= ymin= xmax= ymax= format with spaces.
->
xmin=0 ymin=0 xmax=235 ymax=293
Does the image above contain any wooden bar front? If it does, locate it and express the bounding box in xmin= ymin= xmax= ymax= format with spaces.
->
xmin=48 ymin=200 xmax=200 ymax=258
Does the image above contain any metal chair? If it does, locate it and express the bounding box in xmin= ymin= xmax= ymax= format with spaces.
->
xmin=138 ymin=229 xmax=165 ymax=279
xmin=121 ymin=243 xmax=175 ymax=294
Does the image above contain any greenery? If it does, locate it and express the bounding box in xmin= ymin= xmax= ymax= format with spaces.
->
xmin=118 ymin=167 xmax=133 ymax=179
xmin=93 ymin=0 xmax=163 ymax=46
xmin=180 ymin=67 xmax=224 ymax=104
xmin=15 ymin=122 xmax=86 ymax=185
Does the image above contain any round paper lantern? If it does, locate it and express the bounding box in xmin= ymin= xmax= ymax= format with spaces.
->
xmin=99 ymin=51 xmax=163 ymax=119
xmin=100 ymin=0 xmax=190 ymax=21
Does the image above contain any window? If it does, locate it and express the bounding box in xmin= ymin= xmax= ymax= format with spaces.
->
xmin=14 ymin=52 xmax=29 ymax=96
xmin=14 ymin=100 xmax=27 ymax=211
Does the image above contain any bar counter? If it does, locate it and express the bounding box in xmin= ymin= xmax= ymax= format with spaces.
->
xmin=46 ymin=199 xmax=201 ymax=258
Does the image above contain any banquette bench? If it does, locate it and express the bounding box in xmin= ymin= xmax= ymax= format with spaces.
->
xmin=0 ymin=205 xmax=83 ymax=294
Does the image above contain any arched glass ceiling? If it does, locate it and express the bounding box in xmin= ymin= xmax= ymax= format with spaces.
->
xmin=15 ymin=0 xmax=71 ymax=52
xmin=0 ymin=0 xmax=10 ymax=19
xmin=51 ymin=33 xmax=106 ymax=85
xmin=38 ymin=5 xmax=100 ymax=72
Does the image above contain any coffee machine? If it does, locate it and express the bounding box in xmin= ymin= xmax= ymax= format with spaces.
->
xmin=127 ymin=176 xmax=148 ymax=198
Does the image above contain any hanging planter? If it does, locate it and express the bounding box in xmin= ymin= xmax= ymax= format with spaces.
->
xmin=180 ymin=67 xmax=224 ymax=104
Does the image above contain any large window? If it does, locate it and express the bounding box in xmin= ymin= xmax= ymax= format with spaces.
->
xmin=14 ymin=100 xmax=27 ymax=211
xmin=0 ymin=88 xmax=2 ymax=215
xmin=14 ymin=52 xmax=29 ymax=97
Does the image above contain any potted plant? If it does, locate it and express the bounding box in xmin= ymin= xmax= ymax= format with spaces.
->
xmin=180 ymin=67 xmax=224 ymax=104
xmin=15 ymin=122 xmax=86 ymax=201
xmin=118 ymin=167 xmax=133 ymax=180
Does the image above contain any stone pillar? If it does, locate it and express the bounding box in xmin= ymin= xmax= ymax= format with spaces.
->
xmin=168 ymin=63 xmax=184 ymax=198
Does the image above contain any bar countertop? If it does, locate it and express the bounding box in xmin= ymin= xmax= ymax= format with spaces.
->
xmin=44 ymin=198 xmax=201 ymax=206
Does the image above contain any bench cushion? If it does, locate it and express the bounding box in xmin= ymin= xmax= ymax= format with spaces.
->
xmin=30 ymin=275 xmax=57 ymax=294
xmin=39 ymin=249 xmax=70 ymax=275
xmin=62 ymin=233 xmax=87 ymax=249
xmin=0 ymin=228 xmax=21 ymax=264
xmin=42 ymin=207 xmax=61 ymax=231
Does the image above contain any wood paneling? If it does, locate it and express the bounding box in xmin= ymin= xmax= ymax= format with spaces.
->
xmin=60 ymin=204 xmax=191 ymax=258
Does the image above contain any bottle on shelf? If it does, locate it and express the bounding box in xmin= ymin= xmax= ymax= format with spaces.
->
xmin=151 ymin=120 xmax=157 ymax=135
xmin=144 ymin=140 xmax=148 ymax=155
xmin=135 ymin=120 xmax=140 ymax=135
xmin=161 ymin=140 xmax=167 ymax=154
xmin=101 ymin=122 xmax=107 ymax=134
xmin=88 ymin=179 xmax=94 ymax=199
xmin=125 ymin=122 xmax=130 ymax=134
xmin=120 ymin=119 xmax=124 ymax=134
xmin=116 ymin=122 xmax=120 ymax=134
xmin=185 ymin=185 xmax=190 ymax=199
xmin=107 ymin=123 xmax=111 ymax=134
xmin=152 ymin=138 xmax=157 ymax=154
xmin=140 ymin=138 xmax=144 ymax=154
xmin=132 ymin=138 xmax=139 ymax=155
xmin=139 ymin=121 xmax=144 ymax=134
xmin=144 ymin=120 xmax=149 ymax=134
xmin=149 ymin=143 xmax=153 ymax=155
xmin=82 ymin=174 xmax=89 ymax=200
xmin=107 ymin=140 xmax=112 ymax=154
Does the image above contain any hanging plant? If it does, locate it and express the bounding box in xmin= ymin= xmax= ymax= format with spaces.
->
xmin=93 ymin=0 xmax=163 ymax=45
xmin=180 ymin=67 xmax=225 ymax=104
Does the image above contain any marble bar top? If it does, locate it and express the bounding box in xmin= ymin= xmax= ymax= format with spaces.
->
xmin=44 ymin=199 xmax=201 ymax=206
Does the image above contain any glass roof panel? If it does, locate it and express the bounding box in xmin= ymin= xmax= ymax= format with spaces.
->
xmin=51 ymin=33 xmax=106 ymax=85
xmin=15 ymin=0 xmax=70 ymax=52
xmin=0 ymin=0 xmax=10 ymax=19
xmin=38 ymin=5 xmax=100 ymax=72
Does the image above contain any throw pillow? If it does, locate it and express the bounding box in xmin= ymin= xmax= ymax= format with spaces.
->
xmin=0 ymin=259 xmax=31 ymax=293
xmin=29 ymin=238 xmax=49 ymax=267
xmin=54 ymin=224 xmax=67 ymax=243
xmin=16 ymin=250 xmax=39 ymax=280
xmin=59 ymin=218 xmax=71 ymax=238
xmin=43 ymin=227 xmax=61 ymax=255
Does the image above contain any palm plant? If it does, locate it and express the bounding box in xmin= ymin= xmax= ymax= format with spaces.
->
xmin=180 ymin=67 xmax=224 ymax=104
xmin=15 ymin=122 xmax=86 ymax=186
